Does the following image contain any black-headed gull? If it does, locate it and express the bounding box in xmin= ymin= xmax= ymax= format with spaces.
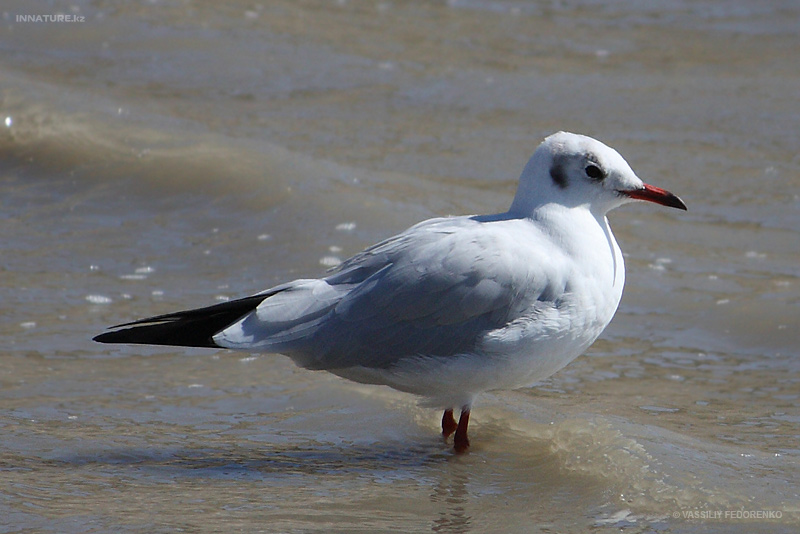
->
xmin=95 ymin=132 xmax=686 ymax=452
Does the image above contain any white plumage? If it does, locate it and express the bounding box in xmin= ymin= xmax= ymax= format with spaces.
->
xmin=95 ymin=132 xmax=686 ymax=452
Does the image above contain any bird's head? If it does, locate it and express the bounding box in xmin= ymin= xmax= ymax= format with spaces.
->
xmin=510 ymin=132 xmax=687 ymax=217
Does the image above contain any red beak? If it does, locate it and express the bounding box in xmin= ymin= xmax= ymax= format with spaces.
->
xmin=624 ymin=183 xmax=687 ymax=210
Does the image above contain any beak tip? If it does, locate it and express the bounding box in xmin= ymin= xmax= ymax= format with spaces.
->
xmin=664 ymin=192 xmax=688 ymax=211
xmin=626 ymin=184 xmax=687 ymax=211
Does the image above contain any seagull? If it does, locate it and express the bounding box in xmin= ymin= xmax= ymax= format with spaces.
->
xmin=94 ymin=132 xmax=686 ymax=453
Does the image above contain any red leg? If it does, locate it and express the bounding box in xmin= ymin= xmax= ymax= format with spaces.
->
xmin=453 ymin=407 xmax=471 ymax=454
xmin=442 ymin=408 xmax=458 ymax=439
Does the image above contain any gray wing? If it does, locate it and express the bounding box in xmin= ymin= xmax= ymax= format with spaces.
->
xmin=215 ymin=216 xmax=564 ymax=370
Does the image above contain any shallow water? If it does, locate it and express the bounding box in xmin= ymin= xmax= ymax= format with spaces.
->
xmin=2 ymin=0 xmax=799 ymax=532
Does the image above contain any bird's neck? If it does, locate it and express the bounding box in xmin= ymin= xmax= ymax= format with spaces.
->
xmin=525 ymin=203 xmax=624 ymax=288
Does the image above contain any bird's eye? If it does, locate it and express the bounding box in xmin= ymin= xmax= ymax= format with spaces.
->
xmin=585 ymin=164 xmax=604 ymax=180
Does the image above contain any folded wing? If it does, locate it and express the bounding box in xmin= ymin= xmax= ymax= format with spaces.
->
xmin=95 ymin=216 xmax=561 ymax=371
xmin=216 ymin=216 xmax=558 ymax=370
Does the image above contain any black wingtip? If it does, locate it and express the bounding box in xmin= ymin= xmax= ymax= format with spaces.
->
xmin=92 ymin=322 xmax=220 ymax=348
xmin=92 ymin=293 xmax=269 ymax=349
xmin=93 ymin=332 xmax=112 ymax=344
xmin=92 ymin=328 xmax=216 ymax=347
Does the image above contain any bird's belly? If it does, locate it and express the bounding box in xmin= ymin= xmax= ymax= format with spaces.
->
xmin=328 ymin=314 xmax=607 ymax=409
xmin=327 ymin=284 xmax=622 ymax=408
xmin=485 ymin=333 xmax=597 ymax=389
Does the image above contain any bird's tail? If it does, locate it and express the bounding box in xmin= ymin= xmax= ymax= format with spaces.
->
xmin=93 ymin=294 xmax=269 ymax=348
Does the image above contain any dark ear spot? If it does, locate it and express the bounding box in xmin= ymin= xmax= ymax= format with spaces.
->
xmin=550 ymin=157 xmax=568 ymax=189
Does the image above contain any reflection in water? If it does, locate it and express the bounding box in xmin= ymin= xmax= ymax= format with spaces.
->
xmin=52 ymin=441 xmax=444 ymax=479
xmin=431 ymin=465 xmax=472 ymax=534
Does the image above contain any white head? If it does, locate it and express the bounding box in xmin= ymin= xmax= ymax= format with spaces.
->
xmin=509 ymin=132 xmax=686 ymax=217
